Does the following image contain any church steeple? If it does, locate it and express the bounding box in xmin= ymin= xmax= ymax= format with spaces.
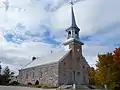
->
xmin=71 ymin=2 xmax=79 ymax=29
xmin=63 ymin=1 xmax=83 ymax=46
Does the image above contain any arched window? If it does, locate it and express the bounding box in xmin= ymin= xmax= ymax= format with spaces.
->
xmin=77 ymin=72 xmax=80 ymax=75
xmin=75 ymin=31 xmax=78 ymax=35
xmin=68 ymin=31 xmax=71 ymax=34
xmin=32 ymin=72 xmax=34 ymax=79
xmin=26 ymin=72 xmax=28 ymax=79
xmin=39 ymin=71 xmax=42 ymax=78
xmin=75 ymin=31 xmax=78 ymax=39
xmin=68 ymin=31 xmax=71 ymax=38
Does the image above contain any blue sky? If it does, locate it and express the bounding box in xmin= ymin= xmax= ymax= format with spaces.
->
xmin=0 ymin=0 xmax=120 ymax=74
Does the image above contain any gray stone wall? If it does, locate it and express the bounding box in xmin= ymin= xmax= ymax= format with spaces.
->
xmin=18 ymin=62 xmax=59 ymax=86
xmin=58 ymin=50 xmax=72 ymax=85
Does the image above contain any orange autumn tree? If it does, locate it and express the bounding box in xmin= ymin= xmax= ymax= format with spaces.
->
xmin=113 ymin=47 xmax=120 ymax=69
xmin=113 ymin=47 xmax=120 ymax=86
xmin=94 ymin=47 xmax=120 ymax=89
xmin=95 ymin=53 xmax=114 ymax=87
xmin=89 ymin=67 xmax=96 ymax=85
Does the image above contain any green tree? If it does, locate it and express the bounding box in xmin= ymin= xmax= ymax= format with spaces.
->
xmin=0 ymin=74 xmax=3 ymax=85
xmin=2 ymin=66 xmax=14 ymax=85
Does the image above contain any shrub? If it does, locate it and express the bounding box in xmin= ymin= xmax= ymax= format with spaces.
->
xmin=36 ymin=85 xmax=41 ymax=88
xmin=41 ymin=85 xmax=58 ymax=89
xmin=8 ymin=81 xmax=20 ymax=86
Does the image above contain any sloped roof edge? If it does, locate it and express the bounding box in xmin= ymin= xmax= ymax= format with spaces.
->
xmin=59 ymin=49 xmax=72 ymax=62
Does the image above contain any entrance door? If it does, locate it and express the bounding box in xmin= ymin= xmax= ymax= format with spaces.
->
xmin=76 ymin=72 xmax=81 ymax=85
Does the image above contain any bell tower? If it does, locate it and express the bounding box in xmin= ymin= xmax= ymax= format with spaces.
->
xmin=63 ymin=1 xmax=84 ymax=53
xmin=66 ymin=1 xmax=79 ymax=40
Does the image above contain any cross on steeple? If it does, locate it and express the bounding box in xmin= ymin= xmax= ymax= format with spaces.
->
xmin=70 ymin=0 xmax=74 ymax=5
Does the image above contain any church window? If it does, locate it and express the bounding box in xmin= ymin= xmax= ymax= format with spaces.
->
xmin=83 ymin=75 xmax=86 ymax=83
xmin=32 ymin=72 xmax=34 ymax=79
xmin=39 ymin=71 xmax=42 ymax=78
xmin=68 ymin=31 xmax=71 ymax=34
xmin=20 ymin=72 xmax=22 ymax=79
xmin=77 ymin=49 xmax=79 ymax=52
xmin=75 ymin=31 xmax=78 ymax=39
xmin=26 ymin=72 xmax=28 ymax=79
xmin=75 ymin=31 xmax=78 ymax=34
xmin=77 ymin=72 xmax=80 ymax=75
xmin=63 ymin=71 xmax=66 ymax=76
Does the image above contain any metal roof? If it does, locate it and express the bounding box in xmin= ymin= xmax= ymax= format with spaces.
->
xmin=22 ymin=49 xmax=71 ymax=69
xmin=63 ymin=38 xmax=84 ymax=45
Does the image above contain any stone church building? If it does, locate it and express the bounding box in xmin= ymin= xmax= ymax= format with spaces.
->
xmin=18 ymin=3 xmax=90 ymax=86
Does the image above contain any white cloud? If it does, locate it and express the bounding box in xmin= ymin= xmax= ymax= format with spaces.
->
xmin=82 ymin=44 xmax=116 ymax=68
xmin=51 ymin=0 xmax=120 ymax=36
xmin=0 ymin=0 xmax=49 ymax=30
xmin=0 ymin=35 xmax=63 ymax=74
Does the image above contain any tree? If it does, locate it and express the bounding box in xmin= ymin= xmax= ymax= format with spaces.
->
xmin=0 ymin=74 xmax=3 ymax=85
xmin=95 ymin=48 xmax=120 ymax=89
xmin=113 ymin=47 xmax=120 ymax=69
xmin=2 ymin=66 xmax=14 ymax=85
xmin=95 ymin=53 xmax=114 ymax=88
xmin=113 ymin=47 xmax=120 ymax=87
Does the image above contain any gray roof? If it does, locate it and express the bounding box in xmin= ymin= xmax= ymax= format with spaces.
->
xmin=63 ymin=38 xmax=84 ymax=45
xmin=22 ymin=49 xmax=71 ymax=69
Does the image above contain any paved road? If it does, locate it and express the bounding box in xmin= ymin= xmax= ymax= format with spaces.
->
xmin=0 ymin=86 xmax=102 ymax=90
xmin=0 ymin=86 xmax=56 ymax=90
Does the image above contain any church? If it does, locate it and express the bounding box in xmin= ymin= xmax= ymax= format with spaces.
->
xmin=18 ymin=3 xmax=90 ymax=86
